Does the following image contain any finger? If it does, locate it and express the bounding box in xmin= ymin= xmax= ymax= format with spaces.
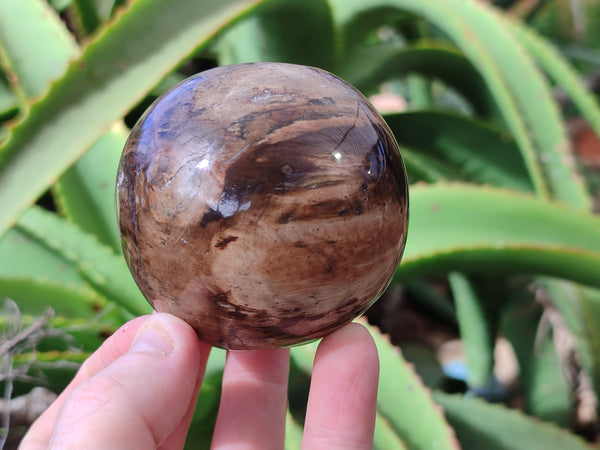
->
xmin=302 ymin=323 xmax=379 ymax=450
xmin=158 ymin=365 xmax=205 ymax=450
xmin=21 ymin=315 xmax=151 ymax=449
xmin=23 ymin=313 xmax=210 ymax=450
xmin=49 ymin=313 xmax=210 ymax=449
xmin=211 ymin=348 xmax=290 ymax=449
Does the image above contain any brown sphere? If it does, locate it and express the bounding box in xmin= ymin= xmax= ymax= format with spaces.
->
xmin=117 ymin=62 xmax=408 ymax=349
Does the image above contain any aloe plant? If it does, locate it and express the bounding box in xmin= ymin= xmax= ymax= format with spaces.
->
xmin=1 ymin=0 xmax=599 ymax=448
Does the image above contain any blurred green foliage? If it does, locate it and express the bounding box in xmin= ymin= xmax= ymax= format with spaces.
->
xmin=1 ymin=0 xmax=599 ymax=448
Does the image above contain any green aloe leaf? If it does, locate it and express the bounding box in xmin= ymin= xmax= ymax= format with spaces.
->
xmin=374 ymin=415 xmax=407 ymax=450
xmin=0 ymin=73 xmax=18 ymax=120
xmin=48 ymin=0 xmax=74 ymax=13
xmin=329 ymin=2 xmax=410 ymax=55
xmin=13 ymin=349 xmax=88 ymax=366
xmin=215 ymin=0 xmax=335 ymax=71
xmin=0 ymin=227 xmax=87 ymax=287
xmin=290 ymin=321 xmax=458 ymax=449
xmin=498 ymin=15 xmax=600 ymax=410
xmin=341 ymin=42 xmax=493 ymax=116
xmin=399 ymin=145 xmax=460 ymax=184
xmin=15 ymin=206 xmax=150 ymax=316
xmin=13 ymin=349 xmax=88 ymax=392
xmin=0 ymin=313 xmax=118 ymax=355
xmin=399 ymin=342 xmax=447 ymax=390
xmin=0 ymin=277 xmax=106 ymax=319
xmin=72 ymin=0 xmax=121 ymax=36
xmin=385 ymin=111 xmax=533 ymax=191
xmin=538 ymin=279 xmax=600 ymax=397
xmin=448 ymin=273 xmax=495 ymax=390
xmin=500 ymin=293 xmax=572 ymax=426
xmin=507 ymin=17 xmax=600 ymax=139
xmin=0 ymin=0 xmax=79 ymax=101
xmin=284 ymin=410 xmax=304 ymax=450
xmin=52 ymin=316 xmax=119 ymax=351
xmin=398 ymin=184 xmax=600 ymax=287
xmin=54 ymin=126 xmax=127 ymax=252
xmin=329 ymin=0 xmax=590 ymax=208
xmin=371 ymin=322 xmax=459 ymax=449
xmin=0 ymin=0 xmax=264 ymax=240
xmin=405 ymin=74 xmax=433 ymax=110
xmin=434 ymin=392 xmax=588 ymax=449
xmin=428 ymin=0 xmax=590 ymax=208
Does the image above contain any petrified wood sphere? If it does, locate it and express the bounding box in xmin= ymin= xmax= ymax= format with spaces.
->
xmin=117 ymin=63 xmax=408 ymax=349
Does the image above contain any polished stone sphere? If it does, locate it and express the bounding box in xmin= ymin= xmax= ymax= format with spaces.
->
xmin=117 ymin=62 xmax=408 ymax=349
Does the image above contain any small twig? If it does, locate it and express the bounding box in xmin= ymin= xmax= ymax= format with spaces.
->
xmin=0 ymin=304 xmax=55 ymax=448
xmin=568 ymin=0 xmax=587 ymax=39
xmin=0 ymin=309 xmax=54 ymax=358
xmin=508 ymin=0 xmax=545 ymax=19
xmin=0 ymin=387 xmax=57 ymax=428
xmin=534 ymin=285 xmax=599 ymax=436
xmin=0 ymin=363 xmax=13 ymax=450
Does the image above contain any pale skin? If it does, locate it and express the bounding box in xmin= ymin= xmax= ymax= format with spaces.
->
xmin=19 ymin=313 xmax=379 ymax=449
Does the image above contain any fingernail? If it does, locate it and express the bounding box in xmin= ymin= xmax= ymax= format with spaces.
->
xmin=130 ymin=319 xmax=175 ymax=355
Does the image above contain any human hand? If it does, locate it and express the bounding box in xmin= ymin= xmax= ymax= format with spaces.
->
xmin=20 ymin=313 xmax=379 ymax=449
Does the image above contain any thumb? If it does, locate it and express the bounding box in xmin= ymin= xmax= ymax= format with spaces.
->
xmin=47 ymin=313 xmax=209 ymax=450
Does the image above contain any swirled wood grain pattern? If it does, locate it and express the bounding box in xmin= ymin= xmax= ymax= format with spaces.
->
xmin=117 ymin=63 xmax=408 ymax=349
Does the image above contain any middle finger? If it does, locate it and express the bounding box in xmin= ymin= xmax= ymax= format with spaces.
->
xmin=211 ymin=348 xmax=290 ymax=449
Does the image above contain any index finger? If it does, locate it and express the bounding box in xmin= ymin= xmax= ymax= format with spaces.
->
xmin=21 ymin=313 xmax=210 ymax=449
